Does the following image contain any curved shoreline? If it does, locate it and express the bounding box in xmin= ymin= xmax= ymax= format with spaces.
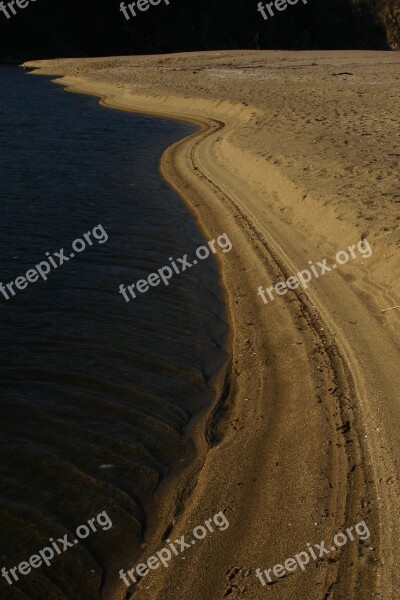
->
xmin=24 ymin=54 xmax=400 ymax=600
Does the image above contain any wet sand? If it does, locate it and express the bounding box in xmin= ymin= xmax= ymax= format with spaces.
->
xmin=25 ymin=51 xmax=400 ymax=600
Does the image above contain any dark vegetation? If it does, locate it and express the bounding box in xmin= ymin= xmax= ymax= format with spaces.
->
xmin=0 ymin=0 xmax=399 ymax=61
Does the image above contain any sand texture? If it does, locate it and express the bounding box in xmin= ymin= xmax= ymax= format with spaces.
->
xmin=25 ymin=51 xmax=400 ymax=600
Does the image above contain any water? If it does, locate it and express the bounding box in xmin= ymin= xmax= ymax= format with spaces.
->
xmin=0 ymin=66 xmax=229 ymax=599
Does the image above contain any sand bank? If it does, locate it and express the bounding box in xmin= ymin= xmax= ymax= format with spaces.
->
xmin=24 ymin=51 xmax=400 ymax=600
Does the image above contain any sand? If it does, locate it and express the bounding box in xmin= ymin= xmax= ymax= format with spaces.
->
xmin=24 ymin=51 xmax=400 ymax=600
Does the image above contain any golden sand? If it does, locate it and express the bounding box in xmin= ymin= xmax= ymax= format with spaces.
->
xmin=25 ymin=51 xmax=400 ymax=600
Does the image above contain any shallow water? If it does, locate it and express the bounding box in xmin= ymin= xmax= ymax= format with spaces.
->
xmin=0 ymin=66 xmax=229 ymax=598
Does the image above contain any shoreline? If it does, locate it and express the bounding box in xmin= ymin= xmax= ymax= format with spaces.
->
xmin=24 ymin=52 xmax=400 ymax=600
xmin=29 ymin=72 xmax=241 ymax=599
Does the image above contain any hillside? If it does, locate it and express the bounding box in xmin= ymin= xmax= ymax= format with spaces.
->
xmin=0 ymin=0 xmax=399 ymax=61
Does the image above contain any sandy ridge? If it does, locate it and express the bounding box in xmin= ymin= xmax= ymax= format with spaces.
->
xmin=24 ymin=53 xmax=400 ymax=600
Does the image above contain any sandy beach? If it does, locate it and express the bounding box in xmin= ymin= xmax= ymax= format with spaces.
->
xmin=24 ymin=51 xmax=400 ymax=600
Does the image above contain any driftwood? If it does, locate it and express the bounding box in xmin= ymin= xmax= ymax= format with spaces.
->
xmin=381 ymin=306 xmax=400 ymax=313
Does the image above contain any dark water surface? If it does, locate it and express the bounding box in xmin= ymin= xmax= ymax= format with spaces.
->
xmin=0 ymin=66 xmax=229 ymax=599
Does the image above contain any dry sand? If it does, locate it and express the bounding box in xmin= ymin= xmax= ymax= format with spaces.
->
xmin=24 ymin=51 xmax=400 ymax=600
